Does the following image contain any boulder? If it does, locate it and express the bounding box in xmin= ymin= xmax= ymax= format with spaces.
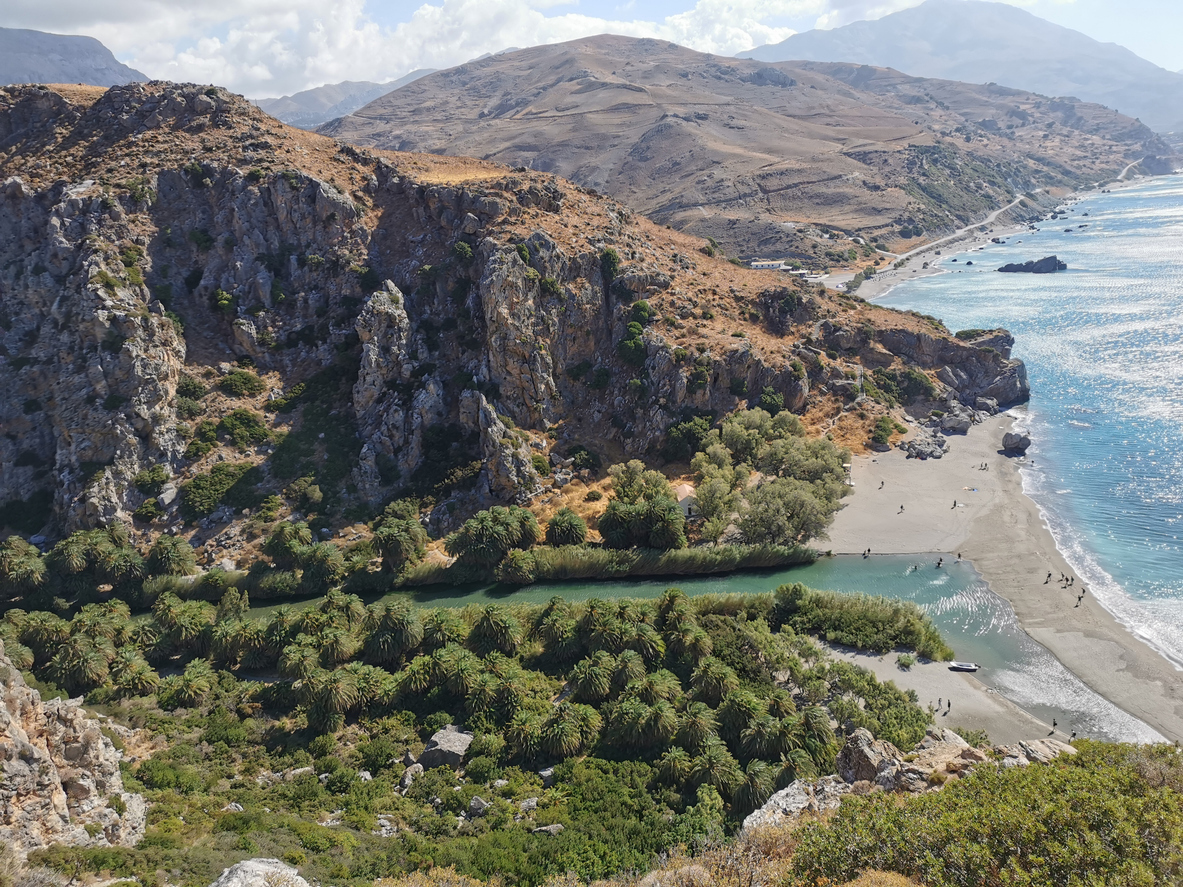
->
xmin=400 ymin=763 xmax=423 ymax=789
xmin=1002 ymin=431 xmax=1031 ymax=454
xmin=941 ymin=413 xmax=972 ymax=434
xmin=998 ymin=256 xmax=1067 ymax=274
xmin=900 ymin=428 xmax=949 ymax=460
xmin=468 ymin=796 xmax=490 ymax=817
xmin=742 ymin=776 xmax=852 ymax=831
xmin=419 ymin=726 xmax=474 ymax=769
xmin=208 ymin=859 xmax=310 ymax=887
xmin=975 ymin=397 xmax=1000 ymax=414
xmin=538 ymin=766 xmax=555 ymax=787
xmin=836 ymin=728 xmax=904 ymax=785
xmin=533 ymin=823 xmax=565 ymax=836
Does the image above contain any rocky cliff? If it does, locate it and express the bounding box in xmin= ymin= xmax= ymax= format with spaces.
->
xmin=0 ymin=640 xmax=146 ymax=856
xmin=0 ymin=82 xmax=1028 ymax=547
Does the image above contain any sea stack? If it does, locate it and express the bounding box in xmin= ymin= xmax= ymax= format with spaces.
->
xmin=998 ymin=256 xmax=1068 ymax=273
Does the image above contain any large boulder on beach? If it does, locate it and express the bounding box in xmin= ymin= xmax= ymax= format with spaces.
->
xmin=419 ymin=726 xmax=474 ymax=769
xmin=998 ymin=256 xmax=1067 ymax=274
xmin=900 ymin=428 xmax=949 ymax=460
xmin=1002 ymin=431 xmax=1031 ymax=453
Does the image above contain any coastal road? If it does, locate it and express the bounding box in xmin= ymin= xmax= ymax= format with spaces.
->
xmin=895 ymin=193 xmax=1031 ymax=262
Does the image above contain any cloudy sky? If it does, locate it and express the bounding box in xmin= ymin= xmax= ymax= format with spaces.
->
xmin=3 ymin=0 xmax=1181 ymax=98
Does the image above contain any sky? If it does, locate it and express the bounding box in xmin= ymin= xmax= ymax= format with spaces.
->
xmin=3 ymin=0 xmax=1181 ymax=99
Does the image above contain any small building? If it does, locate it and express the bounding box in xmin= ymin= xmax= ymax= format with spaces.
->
xmin=750 ymin=260 xmax=785 ymax=270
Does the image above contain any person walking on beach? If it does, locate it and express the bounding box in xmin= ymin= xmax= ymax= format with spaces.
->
xmin=899 ymin=505 xmax=905 ymax=513
xmin=879 ymin=481 xmax=884 ymax=489
xmin=952 ymin=500 xmax=957 ymax=508
xmin=1046 ymin=572 xmax=1052 ymax=584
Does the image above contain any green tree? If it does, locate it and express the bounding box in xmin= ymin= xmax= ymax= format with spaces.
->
xmin=545 ymin=508 xmax=587 ymax=546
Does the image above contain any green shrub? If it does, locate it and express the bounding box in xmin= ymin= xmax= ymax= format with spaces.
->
xmin=545 ymin=507 xmax=587 ymax=547
xmin=176 ymin=396 xmax=205 ymax=419
xmin=870 ymin=415 xmax=897 ymax=446
xmin=219 ymin=370 xmax=266 ymax=397
xmin=585 ymin=490 xmax=603 ymax=502
xmin=188 ymin=229 xmax=214 ymax=251
xmin=133 ymin=465 xmax=169 ymax=495
xmin=600 ymin=247 xmax=620 ymax=284
xmin=773 ymin=583 xmax=953 ymax=660
xmin=531 ymin=454 xmax=550 ymax=477
xmin=180 ymin=463 xmax=251 ymax=519
xmin=217 ymin=410 xmax=270 ymax=449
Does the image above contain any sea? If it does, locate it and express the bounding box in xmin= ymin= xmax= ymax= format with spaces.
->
xmin=876 ymin=174 xmax=1183 ymax=736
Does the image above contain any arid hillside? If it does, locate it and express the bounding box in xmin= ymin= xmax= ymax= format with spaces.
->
xmin=0 ymin=81 xmax=1023 ymax=564
xmin=320 ymin=35 xmax=1173 ymax=261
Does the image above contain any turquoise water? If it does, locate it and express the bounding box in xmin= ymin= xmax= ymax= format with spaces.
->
xmin=880 ymin=174 xmax=1183 ymax=676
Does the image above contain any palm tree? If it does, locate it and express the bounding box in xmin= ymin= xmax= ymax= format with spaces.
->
xmin=434 ymin=644 xmax=482 ymax=697
xmin=98 ymin=545 xmax=144 ymax=587
xmin=111 ymin=647 xmax=160 ymax=697
xmin=647 ymin=700 xmax=679 ymax=746
xmin=373 ymin=519 xmax=428 ymax=573
xmin=691 ymin=657 xmax=739 ymax=706
xmin=236 ymin=619 xmax=275 ymax=670
xmin=629 ymin=622 xmax=665 ymax=663
xmin=469 ymin=604 xmax=522 ymax=656
xmin=0 ymin=635 xmax=34 ymax=670
xmin=265 ymin=606 xmax=298 ymax=650
xmin=544 ymin=508 xmax=587 ymax=547
xmin=363 ymin=602 xmax=423 ymax=665
xmin=399 ymin=655 xmax=435 ymax=695
xmin=466 ymin=672 xmax=501 ymax=718
xmin=20 ymin=611 xmax=69 ymax=662
xmin=734 ymin=760 xmax=775 ymax=813
xmin=319 ymin=626 xmax=359 ymax=666
xmin=264 ymin=521 xmax=313 ymax=568
xmin=47 ymin=636 xmax=111 ymax=694
xmin=506 ymin=711 xmax=543 ymax=762
xmin=690 ymin=737 xmax=742 ymax=797
xmin=212 ymin=619 xmax=244 ymax=665
xmin=607 ymin=697 xmax=651 ymax=746
xmin=656 ymin=588 xmax=691 ymax=630
xmin=683 ymin=625 xmax=714 ymax=663
xmin=423 ymin=608 xmax=466 ymax=651
xmin=628 ymin=668 xmax=682 ymax=705
xmin=596 ymin=499 xmax=634 ymax=550
xmin=767 ymin=688 xmax=797 ymax=719
xmin=0 ymin=536 xmax=46 ymax=599
xmin=719 ymin=689 xmax=764 ymax=743
xmin=173 ymin=659 xmax=214 ymax=706
xmin=646 ymin=496 xmax=687 ymax=550
xmin=301 ymin=544 xmax=346 ymax=594
xmin=677 ymin=701 xmax=720 ymax=754
xmin=775 ymin=749 xmax=817 ymax=789
xmin=612 ymin=649 xmax=647 ymax=691
xmin=801 ymin=706 xmax=836 ymax=766
xmin=147 ymin=536 xmax=198 ymax=576
xmin=657 ymin=747 xmax=692 ymax=786
xmin=570 ymin=651 xmax=614 ymax=703
xmin=541 ymin=702 xmax=599 ymax=759
xmin=741 ymin=714 xmax=780 ymax=760
xmin=280 ymin=643 xmax=320 ymax=680
xmin=71 ymin=602 xmax=127 ymax=640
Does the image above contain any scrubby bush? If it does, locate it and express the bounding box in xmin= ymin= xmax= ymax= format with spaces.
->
xmin=219 ymin=370 xmax=266 ymax=397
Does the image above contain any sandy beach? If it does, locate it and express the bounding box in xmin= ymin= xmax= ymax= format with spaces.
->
xmin=827 ymin=417 xmax=1183 ymax=744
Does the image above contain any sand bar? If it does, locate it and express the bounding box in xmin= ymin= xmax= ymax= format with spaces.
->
xmin=827 ymin=418 xmax=1183 ymax=743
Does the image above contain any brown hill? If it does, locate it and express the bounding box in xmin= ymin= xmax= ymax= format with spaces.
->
xmin=0 ymin=81 xmax=1022 ymax=562
xmin=321 ymin=35 xmax=1172 ymax=261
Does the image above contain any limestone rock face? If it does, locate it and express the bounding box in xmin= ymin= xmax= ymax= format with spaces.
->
xmin=419 ymin=725 xmax=473 ymax=769
xmin=0 ymin=640 xmax=145 ymax=856
xmin=742 ymin=775 xmax=851 ymax=831
xmin=836 ymin=727 xmax=904 ymax=784
xmin=208 ymin=859 xmax=310 ymax=887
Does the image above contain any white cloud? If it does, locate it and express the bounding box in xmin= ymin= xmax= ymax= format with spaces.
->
xmin=2 ymin=0 xmax=828 ymax=97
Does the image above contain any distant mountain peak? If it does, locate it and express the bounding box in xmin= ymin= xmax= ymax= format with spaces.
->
xmin=742 ymin=0 xmax=1183 ymax=133
xmin=256 ymin=71 xmax=435 ymax=129
xmin=0 ymin=27 xmax=145 ymax=87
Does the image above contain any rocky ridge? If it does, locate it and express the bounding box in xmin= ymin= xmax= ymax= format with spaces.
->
xmin=0 ymin=640 xmax=146 ymax=856
xmin=743 ymin=726 xmax=1075 ymax=830
xmin=0 ymin=82 xmax=1027 ymax=551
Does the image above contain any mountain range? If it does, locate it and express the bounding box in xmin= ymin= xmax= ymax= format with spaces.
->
xmin=0 ymin=27 xmax=145 ymax=87
xmin=322 ymin=35 xmax=1171 ymax=260
xmin=743 ymin=0 xmax=1183 ymax=134
xmin=256 ymin=71 xmax=434 ymax=129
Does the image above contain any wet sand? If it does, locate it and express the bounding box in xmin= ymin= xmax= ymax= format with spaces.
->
xmin=827 ymin=418 xmax=1183 ymax=744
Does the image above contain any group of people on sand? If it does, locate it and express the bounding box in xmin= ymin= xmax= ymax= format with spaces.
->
xmin=1046 ymin=571 xmax=1087 ymax=605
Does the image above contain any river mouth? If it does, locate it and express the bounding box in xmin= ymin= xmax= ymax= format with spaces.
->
xmin=250 ymin=552 xmax=1160 ymax=742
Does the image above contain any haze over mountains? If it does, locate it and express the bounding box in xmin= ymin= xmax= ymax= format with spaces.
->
xmin=744 ymin=0 xmax=1183 ymax=135
xmin=256 ymin=71 xmax=434 ymax=129
xmin=323 ymin=35 xmax=1169 ymax=260
xmin=0 ymin=27 xmax=145 ymax=87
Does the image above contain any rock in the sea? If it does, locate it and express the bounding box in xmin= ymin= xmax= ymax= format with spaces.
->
xmin=0 ymin=640 xmax=146 ymax=857
xmin=1002 ymin=431 xmax=1031 ymax=454
xmin=208 ymin=859 xmax=310 ymax=887
xmin=998 ymin=256 xmax=1067 ymax=274
xmin=419 ymin=725 xmax=474 ymax=769
xmin=742 ymin=776 xmax=852 ymax=831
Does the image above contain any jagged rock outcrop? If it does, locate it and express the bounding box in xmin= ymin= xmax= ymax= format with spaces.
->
xmin=900 ymin=428 xmax=949 ymax=460
xmin=208 ymin=859 xmax=309 ymax=887
xmin=998 ymin=256 xmax=1067 ymax=273
xmin=0 ymin=81 xmax=1030 ymax=541
xmin=744 ymin=726 xmax=1076 ymax=830
xmin=741 ymin=775 xmax=851 ymax=831
xmin=0 ymin=640 xmax=145 ymax=856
